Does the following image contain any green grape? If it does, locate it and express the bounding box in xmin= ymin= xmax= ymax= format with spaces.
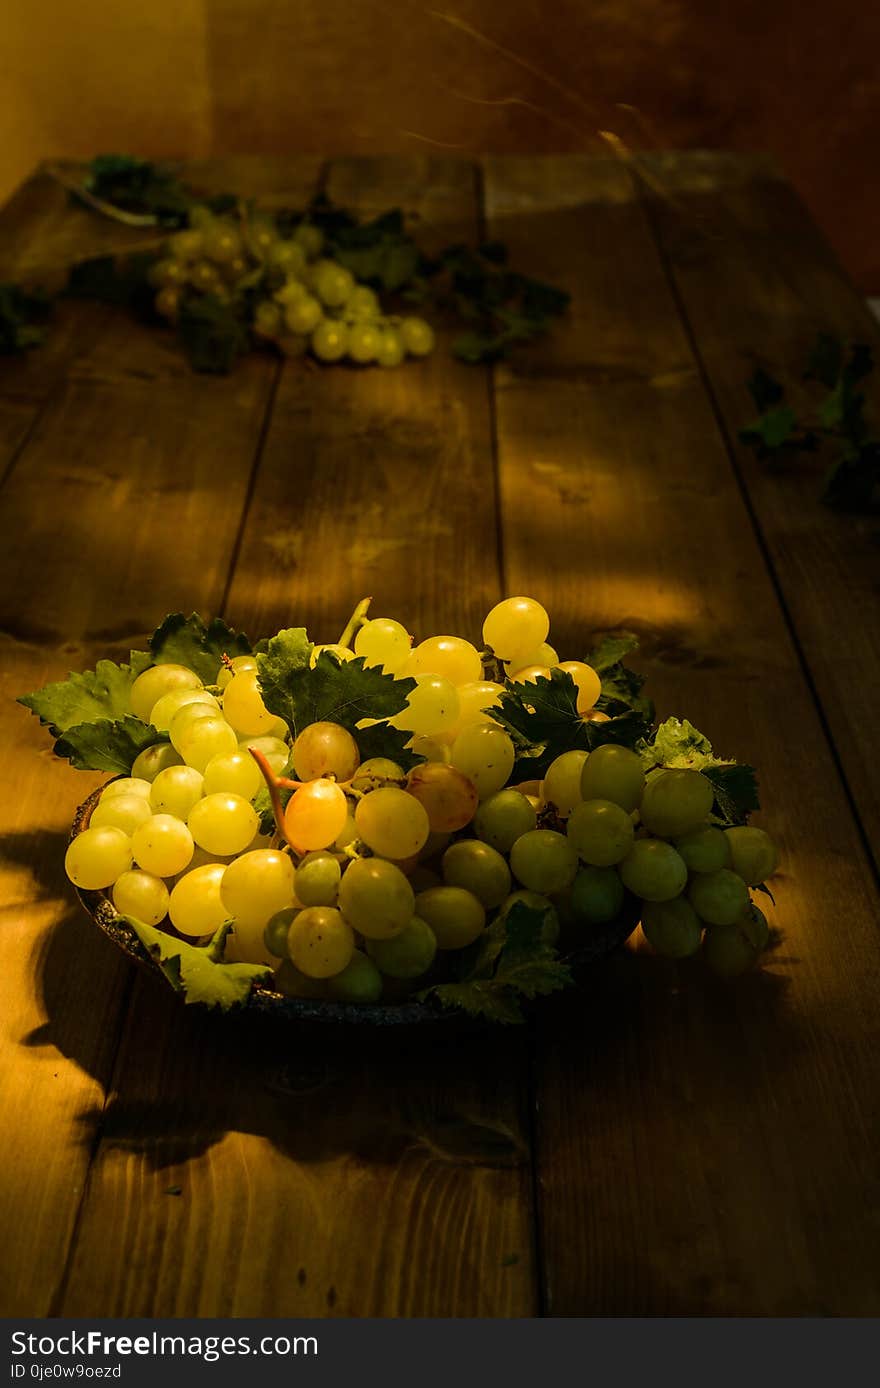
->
xmin=414 ymin=886 xmax=485 ymax=949
xmin=168 ymin=700 xmax=220 ymax=753
xmin=366 ymin=918 xmax=437 ymax=979
xmin=688 ymin=868 xmax=750 ymax=926
xmin=203 ymin=750 xmax=263 ymax=800
xmin=288 ymin=906 xmax=354 ymax=978
xmin=238 ymin=735 xmax=289 ymax=776
xmin=187 ymin=793 xmax=259 ymax=856
xmin=337 ymin=857 xmax=414 ymax=939
xmin=313 ymin=261 xmax=355 ymax=308
xmin=498 ymin=890 xmax=560 ymax=945
xmin=167 ymin=228 xmax=203 ymax=260
xmin=130 ymin=663 xmax=202 ymax=722
xmin=284 ymin=780 xmax=349 ymax=853
xmin=580 ymin=744 xmax=646 ymax=813
xmin=442 ymin=839 xmax=511 ymax=909
xmin=217 ymin=654 xmax=258 ymax=691
xmin=566 ymin=799 xmax=634 ymax=866
xmin=351 ymin=757 xmax=405 ymax=793
xmin=405 ymin=763 xmax=479 ymax=832
xmin=326 ymin=949 xmax=383 ymax=1002
xmin=222 ymin=669 xmax=276 ymax=736
xmin=131 ymin=743 xmax=185 ymax=781
xmin=268 ymin=239 xmax=308 ymax=275
xmin=347 ymin=323 xmax=381 ymax=363
xmin=542 ymin=749 xmax=589 ymax=816
xmin=149 ymin=765 xmax=205 ymax=819
xmin=703 ymin=922 xmax=758 ymax=978
xmin=392 ymin=675 xmax=460 ymax=736
xmin=376 ymin=328 xmax=405 ymax=367
xmin=335 ymin=810 xmax=358 ymax=849
xmin=450 ymin=723 xmax=515 ymax=799
xmin=263 ymin=906 xmax=298 ymax=960
xmin=724 ymin=826 xmax=778 ymax=885
xmin=311 ymin=319 xmax=349 ymax=362
xmin=292 ymin=721 xmax=360 ymax=782
xmin=739 ymin=902 xmax=770 ymax=951
xmin=253 ymin=300 xmax=282 ymax=336
xmin=569 ymin=865 xmax=625 ymax=924
xmin=473 ymin=788 xmax=537 ymax=853
xmin=641 ymin=897 xmax=702 ymax=958
xmin=404 ymin=636 xmax=483 ymax=687
xmin=674 ymin=824 xmax=731 ymax=873
xmin=149 ymin=687 xmax=218 ymax=732
xmin=130 ymin=815 xmax=194 ymax=878
xmin=100 ymin=777 xmax=152 ymax=802
xmin=285 ymin=295 xmax=322 ymax=335
xmin=65 ymin=826 xmax=133 ymax=891
xmin=149 ymin=258 xmax=187 ymax=288
xmin=155 ymin=287 xmax=180 ymax=319
xmin=111 ymin=869 xmax=170 ymax=927
xmin=447 ymin=680 xmax=504 ymax=738
xmin=189 ymin=260 xmax=222 ymax=291
xmin=295 ymin=852 xmax=341 ymax=907
xmin=556 ymin=661 xmax=602 ymax=714
xmin=202 ymin=221 xmax=243 ymax=263
xmin=347 ymin=286 xmax=380 ymax=319
xmin=354 ymin=787 xmax=430 ymax=859
xmin=482 ymin=596 xmax=549 ymax=664
xmin=220 ymin=849 xmax=296 ymax=932
xmin=354 ymin=616 xmax=412 ymax=674
xmin=399 ymin=316 xmax=436 ymax=356
xmin=176 ymin=715 xmax=239 ymax=773
xmin=618 ymin=839 xmax=687 ymax=901
xmin=247 ymin=216 xmax=278 ymax=257
xmin=640 ymin=769 xmax=715 ymax=838
xmin=509 ymin=829 xmax=578 ymax=894
xmin=90 ymin=793 xmax=154 ymax=835
xmin=275 ymin=961 xmax=327 ymax=998
xmin=168 ymin=864 xmax=229 ymax=938
xmin=293 ymin=223 xmax=324 ymax=259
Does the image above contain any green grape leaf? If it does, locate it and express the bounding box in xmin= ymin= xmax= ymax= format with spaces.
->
xmin=125 ymin=919 xmax=271 ymax=1009
xmin=354 ymin=720 xmax=423 ymax=770
xmin=640 ymin=717 xmax=759 ymax=824
xmin=82 ymin=154 xmax=193 ymax=226
xmin=53 ymin=717 xmax=169 ymax=774
xmin=330 ymin=210 xmax=421 ymax=292
xmin=19 ymin=652 xmax=153 ymax=734
xmin=739 ymin=405 xmax=799 ymax=452
xmin=704 ymin=764 xmax=760 ymax=823
xmin=149 ymin=613 xmax=254 ymax=683
xmin=257 ymin=635 xmax=414 ymax=739
xmin=586 ymin=630 xmax=654 ymax=718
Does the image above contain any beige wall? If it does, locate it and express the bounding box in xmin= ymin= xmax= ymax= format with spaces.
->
xmin=3 ymin=1 xmax=879 ymax=289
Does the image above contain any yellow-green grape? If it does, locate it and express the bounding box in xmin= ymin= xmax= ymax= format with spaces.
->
xmin=414 ymin=885 xmax=485 ymax=949
xmin=90 ymin=793 xmax=153 ymax=835
xmin=580 ymin=744 xmax=646 ymax=813
xmin=399 ymin=316 xmax=435 ymax=357
xmin=275 ymin=960 xmax=327 ymax=998
xmin=513 ymin=642 xmax=559 ymax=669
xmin=405 ymin=762 xmax=479 ymax=832
xmin=130 ymin=663 xmax=202 ymax=722
xmin=275 ymin=279 xmax=309 ymax=306
xmin=288 ymin=906 xmax=354 ymax=978
xmin=246 ymin=216 xmax=278 ymax=257
xmin=284 ymin=295 xmax=322 ymax=335
xmin=216 ymin=653 xmax=258 ymax=691
xmin=351 ymin=757 xmax=405 ymax=793
xmin=556 ymin=661 xmax=602 ymax=714
xmin=442 ymin=839 xmax=511 ymax=909
xmin=130 ymin=814 xmax=194 ymax=878
xmin=498 ymin=889 xmax=560 ymax=945
xmin=366 ymin=918 xmax=437 ymax=979
xmin=168 ymin=864 xmax=229 ymax=939
xmin=450 ymin=723 xmax=515 ymax=799
xmin=168 ymin=701 xmax=220 ymax=754
xmin=337 ymin=857 xmax=414 ymax=939
xmin=149 ymin=686 xmax=218 ymax=732
xmin=310 ymin=642 xmax=355 ymax=667
xmin=326 ymin=949 xmax=383 ymax=1003
xmin=238 ymin=735 xmax=289 ymax=776
xmin=510 ymin=663 xmax=552 ymax=685
xmin=167 ymin=228 xmax=204 ymax=261
xmin=149 ymin=258 xmax=187 ymax=288
xmin=569 ymin=865 xmax=625 ymax=924
xmin=566 ymin=799 xmax=635 ymax=866
xmin=155 ymin=287 xmax=181 ymax=319
xmin=189 ymin=260 xmax=222 ymax=291
xmin=202 ymin=221 xmax=243 ymax=264
xmin=313 ymin=260 xmax=355 ymax=308
xmin=473 ymin=788 xmax=537 ymax=853
xmin=268 ymin=239 xmax=308 ymax=275
xmin=220 ymin=849 xmax=296 ymax=933
xmin=222 ymin=669 xmax=276 ymax=737
xmin=311 ymin=319 xmax=349 ymax=362
xmin=347 ymin=285 xmax=380 ymax=319
xmin=294 ymin=852 xmax=341 ymax=907
xmin=187 ymin=793 xmax=259 ymax=856
xmin=347 ymin=323 xmax=381 ymax=364
xmin=724 ymin=826 xmax=778 ymax=886
xmin=376 ymin=328 xmax=405 ymax=367
xmin=131 ymin=743 xmax=185 ymax=781
xmin=404 ymin=635 xmax=483 ymax=686
xmin=674 ymin=824 xmax=731 ymax=873
xmin=393 ymin=675 xmax=460 ymax=737
xmin=509 ymin=829 xmax=578 ymax=895
xmin=100 ymin=777 xmax=152 ymax=801
xmin=203 ymin=750 xmax=263 ymax=800
xmin=65 ymin=826 xmax=133 ymax=891
xmin=618 ymin=839 xmax=688 ymax=902
xmin=335 ymin=811 xmax=358 ymax=850
xmin=641 ymin=897 xmax=703 ymax=959
xmin=688 ymin=868 xmax=750 ymax=926
xmin=292 ymin=223 xmax=324 ymax=259
xmin=284 ymin=780 xmax=349 ymax=853
xmin=262 ymin=906 xmax=297 ymax=959
xmin=482 ymin=596 xmax=550 ymax=665
xmin=354 ymin=787 xmax=430 ymax=859
xmin=176 ymin=715 xmax=239 ymax=773
xmin=290 ymin=722 xmax=356 ymax=783
xmin=254 ymin=300 xmax=283 ymax=337
xmin=448 ymin=680 xmax=504 ymax=737
xmin=703 ymin=921 xmax=758 ymax=978
xmin=640 ymin=769 xmax=716 ymax=839
xmin=542 ymin=749 xmax=589 ymax=816
xmin=354 ymin=616 xmax=412 ymax=674
xmin=111 ymin=869 xmax=170 ymax=927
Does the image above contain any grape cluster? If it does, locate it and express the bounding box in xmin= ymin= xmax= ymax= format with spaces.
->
xmin=64 ymin=596 xmax=779 ymax=1006
xmin=149 ymin=207 xmax=436 ymax=368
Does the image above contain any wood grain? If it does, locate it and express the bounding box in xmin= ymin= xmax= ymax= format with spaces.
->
xmin=483 ymin=154 xmax=880 ymax=1315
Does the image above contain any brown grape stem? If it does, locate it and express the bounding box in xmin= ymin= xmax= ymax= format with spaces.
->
xmin=249 ymin=747 xmax=300 ymax=851
xmin=337 ymin=596 xmax=373 ymax=649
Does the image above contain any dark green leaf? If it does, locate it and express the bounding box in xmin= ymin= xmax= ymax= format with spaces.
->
xmin=177 ymin=293 xmax=251 ymax=374
xmin=704 ymin=763 xmax=760 ymax=824
xmin=149 ymin=613 xmax=254 ymax=683
xmin=354 ymin=720 xmax=423 ymax=770
xmin=19 ymin=652 xmax=152 ymax=734
xmin=53 ymin=717 xmax=168 ymax=775
xmin=491 ymin=669 xmax=648 ymax=781
xmin=257 ymin=636 xmax=413 ymax=739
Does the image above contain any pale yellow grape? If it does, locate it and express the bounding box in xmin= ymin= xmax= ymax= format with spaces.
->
xmin=393 ymin=675 xmax=460 ymax=737
xmin=187 ymin=793 xmax=259 ymax=856
xmin=414 ymin=886 xmax=485 ymax=949
xmin=448 ymin=680 xmax=504 ymax=738
xmin=376 ymin=329 xmax=405 ymax=367
xmin=450 ymin=723 xmax=515 ymax=799
xmin=288 ymin=907 xmax=354 ymax=978
xmin=350 ymin=757 xmax=405 ymax=793
xmin=111 ymin=870 xmax=170 ymax=927
xmin=100 ymin=777 xmax=152 ymax=801
xmin=366 ymin=918 xmax=437 ymax=979
xmin=399 ymin=317 xmax=435 ymax=356
xmin=542 ymin=749 xmax=589 ymax=816
xmin=217 ymin=653 xmax=258 ymax=691
xmin=130 ymin=664 xmax=201 ymax=722
xmin=513 ymin=642 xmax=558 ymax=669
xmin=169 ymin=864 xmax=229 ymax=938
xmin=65 ymin=827 xmax=133 ymax=891
xmin=176 ymin=715 xmax=239 ymax=773
xmin=348 ymin=323 xmax=381 ymax=363
xmin=284 ymin=780 xmax=349 ymax=853
xmin=337 ymin=857 xmax=414 ymax=939
xmin=405 ymin=762 xmax=479 ymax=832
xmin=510 ymin=664 xmax=553 ymax=685
xmin=313 ymin=261 xmax=355 ymax=308
xmin=482 ymin=596 xmax=549 ymax=664
xmin=285 ymin=295 xmax=322 ymax=335
xmin=326 ymin=950 xmax=383 ymax=1002
xmin=442 ymin=840 xmax=511 ymax=909
xmin=150 ymin=687 xmax=219 ymax=732
xmin=168 ymin=228 xmax=203 ymax=260
xmin=268 ymin=239 xmax=308 ymax=274
xmin=202 ymin=220 xmax=242 ymax=263
xmin=238 ymin=735 xmax=289 ymax=776
xmin=404 ymin=636 xmax=483 ymax=686
xmin=348 ymin=285 xmax=380 ymax=319
xmin=220 ymin=849 xmax=296 ymax=932
xmin=203 ymin=750 xmax=263 ymax=800
xmin=354 ymin=617 xmax=412 ymax=674
xmin=311 ymin=320 xmax=350 ymax=362
xmin=580 ymin=744 xmax=645 ymax=814
xmin=292 ymin=721 xmax=359 ymax=782
xmin=90 ymin=793 xmax=154 ymax=835
xmin=354 ymin=787 xmax=430 ymax=859
xmin=724 ymin=826 xmax=778 ymax=885
xmin=294 ymin=852 xmax=341 ymax=907
xmin=130 ymin=815 xmax=194 ymax=878
xmin=557 ymin=661 xmax=602 ymax=714
xmin=309 ymin=643 xmax=355 ymax=667
xmin=131 ymin=743 xmax=184 ymax=781
xmin=222 ymin=669 xmax=276 ymax=736
xmin=149 ymin=765 xmax=205 ymax=819
xmin=168 ymin=700 xmax=219 ymax=753
xmin=509 ymin=829 xmax=578 ymax=894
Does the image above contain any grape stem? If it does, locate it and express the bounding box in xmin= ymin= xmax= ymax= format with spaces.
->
xmin=43 ymin=162 xmax=161 ymax=228
xmin=248 ymin=748 xmax=302 ymax=852
xmin=337 ymin=596 xmax=372 ymax=649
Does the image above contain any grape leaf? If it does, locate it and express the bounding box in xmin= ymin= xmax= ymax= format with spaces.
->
xmin=125 ymin=918 xmax=271 ymax=1009
xmin=19 ymin=652 xmax=152 ymax=734
xmin=177 ymin=294 xmax=252 ymax=374
xmin=329 ymin=210 xmax=421 ymax=292
xmin=640 ymin=717 xmax=758 ymax=824
xmin=704 ymin=764 xmax=760 ymax=823
xmin=82 ymin=154 xmax=193 ymax=226
xmin=257 ymin=635 xmax=414 ymax=739
xmin=150 ymin=613 xmax=253 ymax=683
xmin=586 ymin=631 xmax=654 ymax=718
xmin=354 ymin=720 xmax=423 ymax=770
xmin=54 ymin=716 xmax=168 ymax=774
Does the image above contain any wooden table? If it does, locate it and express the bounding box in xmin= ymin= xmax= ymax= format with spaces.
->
xmin=1 ymin=154 xmax=879 ymax=1319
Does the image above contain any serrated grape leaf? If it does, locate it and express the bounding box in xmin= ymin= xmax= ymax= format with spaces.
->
xmin=150 ymin=613 xmax=253 ymax=683
xmin=427 ymin=981 xmax=526 ymax=1024
xmin=54 ymin=717 xmax=169 ymax=774
xmin=585 ymin=631 xmax=654 ymax=719
xmin=704 ymin=764 xmax=760 ymax=823
xmin=18 ymin=652 xmax=152 ymax=734
xmin=125 ymin=918 xmax=271 ymax=1009
xmin=257 ymin=636 xmax=414 ymax=739
xmin=354 ymin=720 xmax=423 ymax=770
xmin=640 ymin=717 xmax=759 ymax=824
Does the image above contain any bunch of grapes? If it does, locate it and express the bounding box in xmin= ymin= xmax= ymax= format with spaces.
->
xmin=148 ymin=207 xmax=435 ymax=368
xmin=63 ymin=596 xmax=779 ymax=1008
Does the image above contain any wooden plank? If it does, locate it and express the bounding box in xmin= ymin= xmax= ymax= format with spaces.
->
xmin=483 ymin=154 xmax=880 ymax=1315
xmin=59 ymin=155 xmax=534 ymax=1318
xmin=636 ymin=151 xmax=880 ymax=865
